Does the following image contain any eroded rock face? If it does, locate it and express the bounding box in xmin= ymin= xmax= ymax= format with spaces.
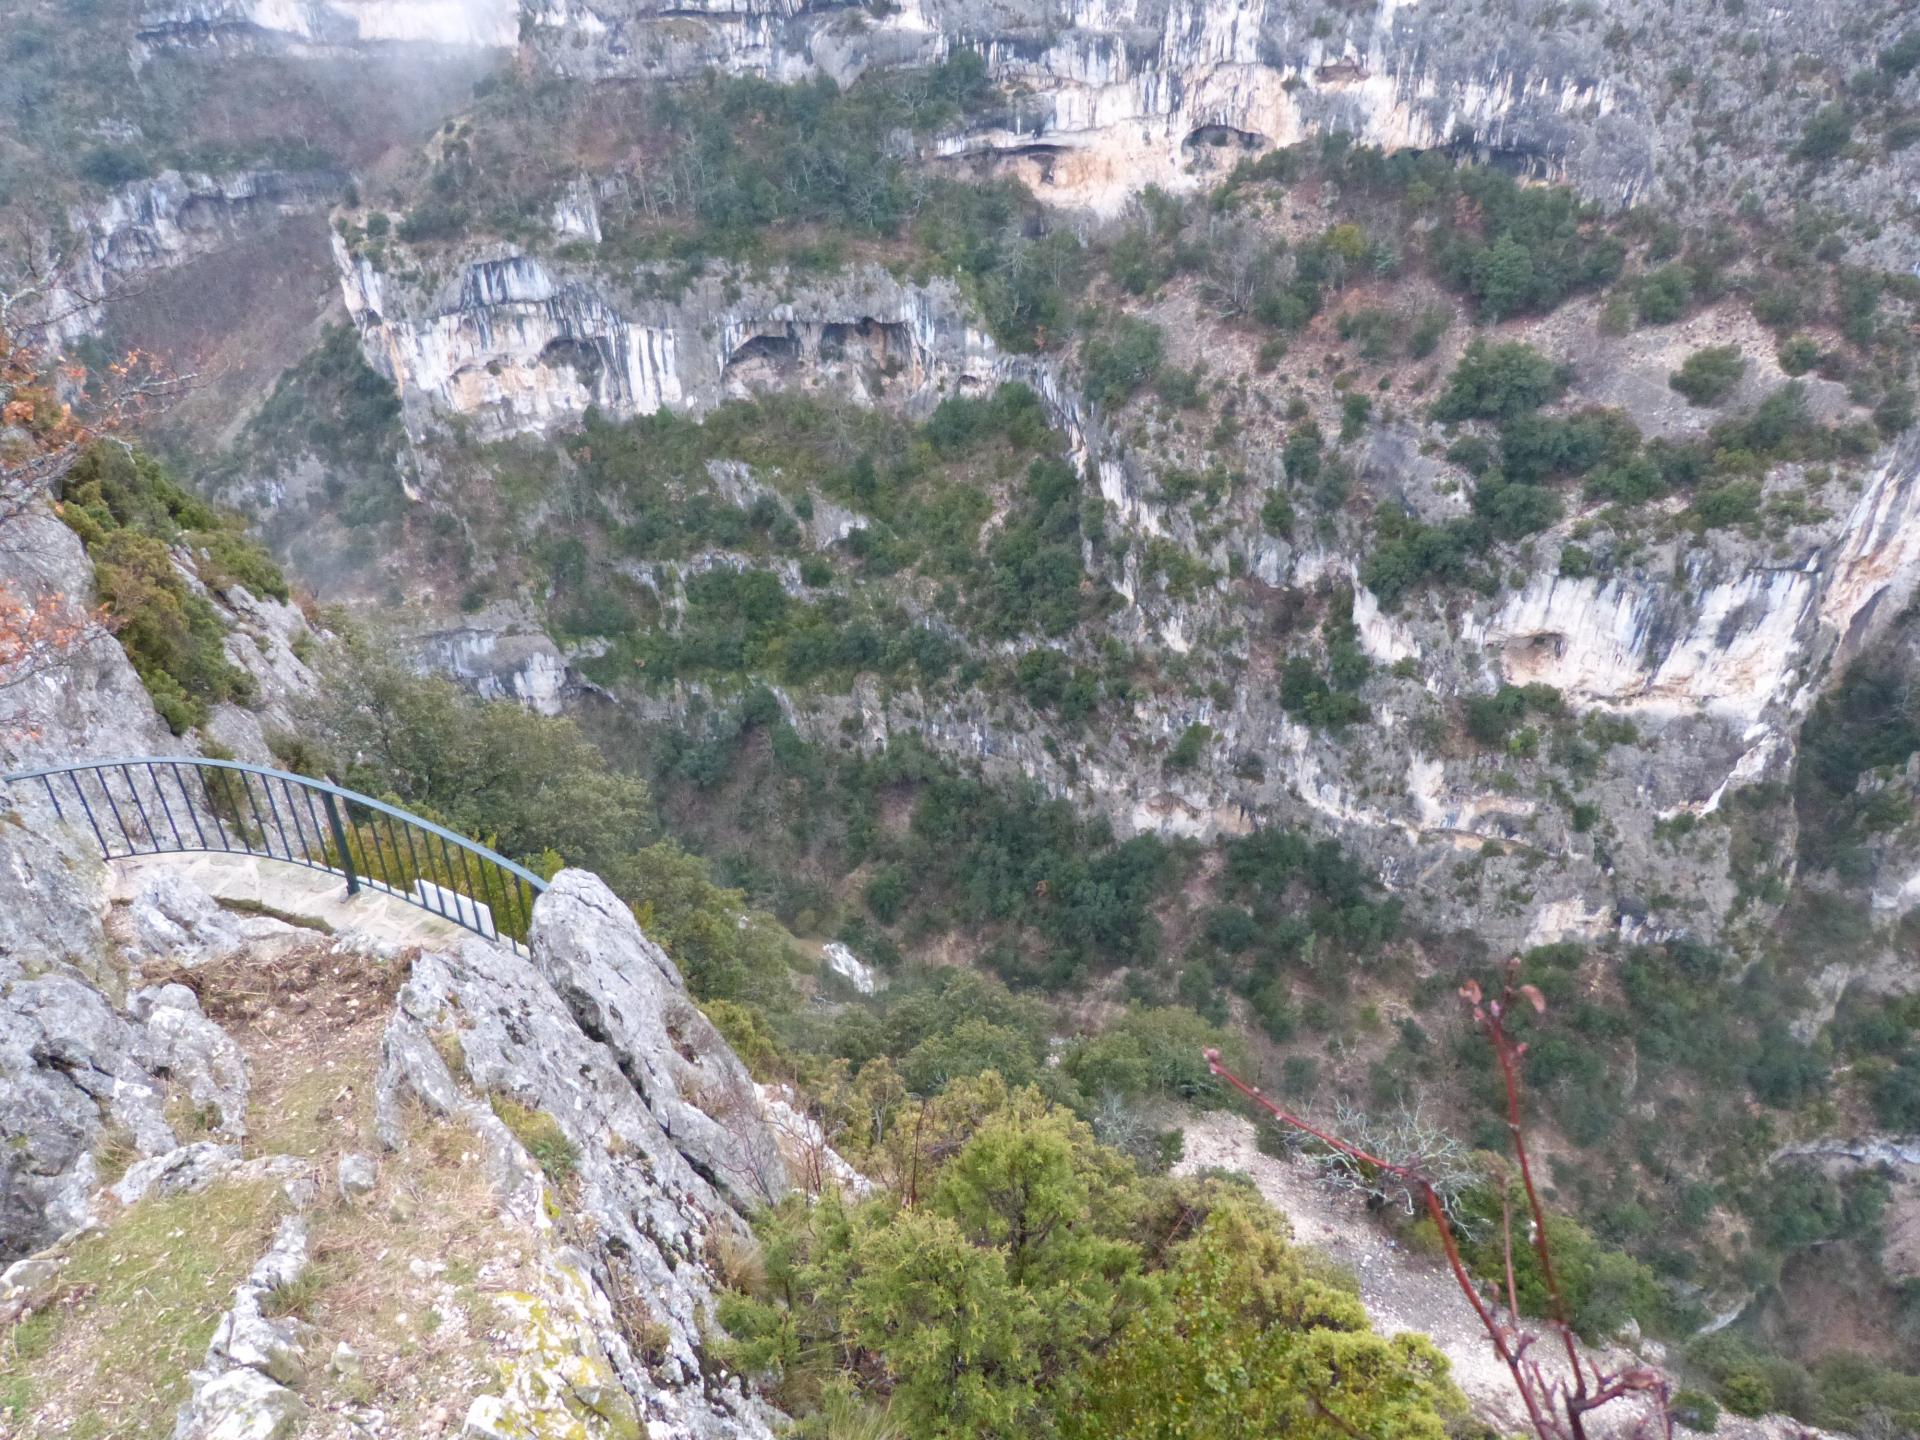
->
xmin=0 ymin=511 xmax=185 ymax=774
xmin=135 ymin=0 xmax=520 ymax=56
xmin=129 ymin=983 xmax=252 ymax=1139
xmin=353 ymin=201 xmax=1920 ymax=948
xmin=528 ymin=869 xmax=789 ymax=1207
xmin=398 ymin=602 xmax=582 ymax=716
xmin=48 ymin=170 xmax=348 ymax=344
xmin=0 ymin=966 xmax=175 ymax=1257
xmin=0 ymin=850 xmax=315 ymax=1257
xmin=521 ymin=0 xmax=1918 ymax=239
xmin=380 ymin=869 xmax=786 ymax=1440
xmin=0 ymin=807 xmax=114 ymax=979
xmin=340 ymin=247 xmax=1006 ymax=441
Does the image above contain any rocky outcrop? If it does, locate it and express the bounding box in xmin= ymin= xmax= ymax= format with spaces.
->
xmin=175 ymin=1216 xmax=313 ymax=1440
xmin=523 ymin=0 xmax=1919 ymax=238
xmin=380 ymin=868 xmax=787 ymax=1439
xmin=339 ymin=244 xmax=1007 ymax=440
xmin=129 ymin=983 xmax=252 ymax=1138
xmin=135 ymin=0 xmax=519 ymax=56
xmin=0 ymin=963 xmax=176 ymax=1257
xmin=399 ymin=601 xmax=582 ymax=716
xmin=346 ymin=190 xmax=1920 ymax=948
xmin=50 ymin=169 xmax=348 ymax=343
xmin=0 ymin=510 xmax=185 ymax=772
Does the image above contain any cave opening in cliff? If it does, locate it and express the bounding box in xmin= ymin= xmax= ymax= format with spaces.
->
xmin=1182 ymin=124 xmax=1268 ymax=153
xmin=540 ymin=336 xmax=606 ymax=391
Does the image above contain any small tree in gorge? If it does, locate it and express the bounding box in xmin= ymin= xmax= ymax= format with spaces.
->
xmin=1206 ymin=969 xmax=1675 ymax=1440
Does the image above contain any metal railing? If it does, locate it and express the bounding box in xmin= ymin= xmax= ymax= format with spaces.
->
xmin=1 ymin=757 xmax=547 ymax=952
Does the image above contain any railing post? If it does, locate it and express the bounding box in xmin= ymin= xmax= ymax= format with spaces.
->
xmin=321 ymin=790 xmax=360 ymax=896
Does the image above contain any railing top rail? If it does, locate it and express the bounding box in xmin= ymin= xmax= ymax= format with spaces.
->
xmin=1 ymin=755 xmax=550 ymax=894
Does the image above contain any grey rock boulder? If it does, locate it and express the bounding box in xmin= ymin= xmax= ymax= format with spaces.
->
xmin=174 ymin=1366 xmax=305 ymax=1440
xmin=0 ymin=802 xmax=113 ymax=979
xmin=382 ymin=916 xmax=782 ymax=1440
xmin=0 ymin=969 xmax=175 ymax=1257
xmin=0 ymin=1255 xmax=61 ymax=1323
xmin=119 ymin=872 xmax=245 ymax=961
xmin=179 ymin=1216 xmax=312 ymax=1438
xmin=113 ymin=1141 xmax=242 ymax=1206
xmin=335 ymin=1153 xmax=376 ymax=1200
xmin=130 ymin=983 xmax=250 ymax=1137
xmin=529 ymin=868 xmax=788 ymax=1207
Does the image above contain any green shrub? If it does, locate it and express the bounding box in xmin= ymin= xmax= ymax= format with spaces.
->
xmin=1471 ymin=473 xmax=1562 ymax=540
xmin=1339 ymin=391 xmax=1373 ymax=442
xmin=717 ymin=1085 xmax=1461 ymax=1440
xmin=1082 ymin=317 xmax=1166 ymax=409
xmin=1463 ymin=684 xmax=1562 ymax=747
xmin=1062 ymin=1007 xmax=1241 ymax=1107
xmin=1433 ymin=341 xmax=1569 ymax=422
xmin=1669 ymin=346 xmax=1746 ymax=406
xmin=1776 ymin=336 xmax=1820 ymax=375
xmin=1279 ymin=657 xmax=1369 ymax=728
xmin=77 ymin=145 xmax=151 ymax=186
xmin=1432 ymin=166 xmax=1623 ymax=318
xmin=1259 ymin=490 xmax=1295 ymax=537
xmin=58 ymin=445 xmax=279 ymax=733
xmin=1793 ymin=104 xmax=1853 ymax=165
xmin=1689 ymin=479 xmax=1762 ymax=529
xmin=1720 ymin=1371 xmax=1773 ymax=1418
xmin=1407 ymin=306 xmax=1450 ymax=359
xmin=1166 ymin=723 xmax=1212 ymax=770
xmin=1361 ymin=505 xmax=1480 ymax=607
xmin=1670 ymin=1389 xmax=1720 ymax=1432
xmin=1634 ymin=264 xmax=1693 ymax=324
xmin=1882 ymin=31 xmax=1920 ymax=76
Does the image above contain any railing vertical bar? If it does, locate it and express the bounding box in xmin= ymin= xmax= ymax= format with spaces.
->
xmin=116 ymin=764 xmax=156 ymax=853
xmin=398 ymin=820 xmax=427 ymax=910
xmin=169 ymin=765 xmax=208 ymax=850
xmin=300 ymin=788 xmax=328 ymax=867
xmin=320 ymin=790 xmax=359 ymax=896
xmin=144 ymin=763 xmax=185 ymax=850
xmin=211 ymin=768 xmax=245 ymax=852
xmin=236 ymin=771 xmax=272 ymax=856
xmin=40 ymin=773 xmax=63 ymax=821
xmin=454 ymin=844 xmax=484 ymax=933
xmin=66 ymin=770 xmax=110 ymax=856
xmin=95 ymin=766 xmax=134 ymax=857
xmin=279 ymin=778 xmax=313 ymax=864
xmin=259 ymin=775 xmax=293 ymax=862
xmin=380 ymin=815 xmax=406 ymax=897
xmin=435 ymin=835 xmax=461 ymax=924
xmin=478 ymin=852 xmax=507 ymax=941
xmin=193 ymin=766 xmax=232 ymax=851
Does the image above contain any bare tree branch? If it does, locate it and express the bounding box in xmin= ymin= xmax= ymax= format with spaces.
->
xmin=1205 ymin=966 xmax=1674 ymax=1440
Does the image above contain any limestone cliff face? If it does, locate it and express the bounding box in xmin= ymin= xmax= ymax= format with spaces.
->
xmin=134 ymin=0 xmax=520 ymax=56
xmin=382 ymin=868 xmax=790 ymax=1439
xmin=50 ymin=168 xmax=347 ymax=342
xmin=337 ymin=217 xmax=1920 ymax=948
xmin=338 ymin=241 xmax=1009 ymax=439
xmin=521 ymin=0 xmax=1918 ymax=237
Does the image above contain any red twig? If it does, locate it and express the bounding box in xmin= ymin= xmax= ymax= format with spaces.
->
xmin=1204 ymin=969 xmax=1673 ymax=1440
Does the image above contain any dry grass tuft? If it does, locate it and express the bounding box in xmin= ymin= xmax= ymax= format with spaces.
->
xmin=708 ymin=1226 xmax=767 ymax=1298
